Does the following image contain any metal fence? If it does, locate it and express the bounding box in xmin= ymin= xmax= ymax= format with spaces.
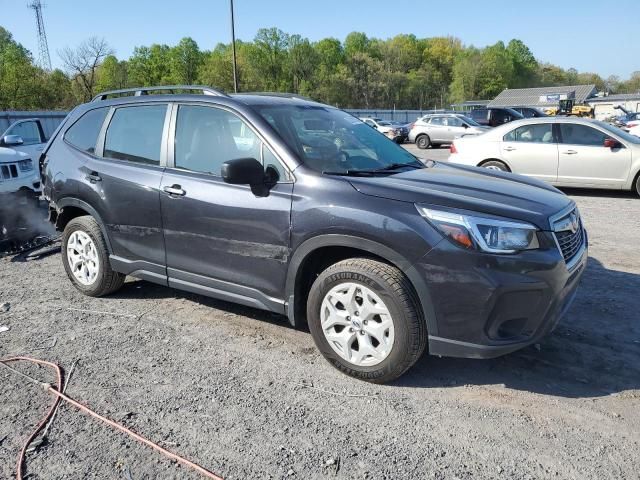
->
xmin=345 ymin=109 xmax=439 ymax=122
xmin=0 ymin=111 xmax=69 ymax=138
xmin=2 ymin=108 xmax=441 ymax=136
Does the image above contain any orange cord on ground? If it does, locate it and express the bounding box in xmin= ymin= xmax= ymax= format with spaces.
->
xmin=1 ymin=356 xmax=224 ymax=480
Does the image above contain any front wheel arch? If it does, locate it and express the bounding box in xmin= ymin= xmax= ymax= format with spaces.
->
xmin=285 ymin=235 xmax=438 ymax=337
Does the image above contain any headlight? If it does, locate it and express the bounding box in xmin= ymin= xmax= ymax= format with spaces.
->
xmin=416 ymin=205 xmax=540 ymax=254
xmin=18 ymin=159 xmax=34 ymax=172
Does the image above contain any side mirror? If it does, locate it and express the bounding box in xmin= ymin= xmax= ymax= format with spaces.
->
xmin=1 ymin=135 xmax=24 ymax=147
xmin=604 ymin=138 xmax=622 ymax=149
xmin=221 ymin=157 xmax=265 ymax=185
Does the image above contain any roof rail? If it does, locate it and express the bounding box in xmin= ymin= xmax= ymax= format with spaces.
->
xmin=236 ymin=92 xmax=314 ymax=101
xmin=92 ymin=85 xmax=228 ymax=102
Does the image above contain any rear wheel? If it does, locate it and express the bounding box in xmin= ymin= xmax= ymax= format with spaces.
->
xmin=307 ymin=258 xmax=427 ymax=383
xmin=635 ymin=173 xmax=640 ymax=197
xmin=62 ymin=216 xmax=125 ymax=296
xmin=481 ymin=160 xmax=510 ymax=172
xmin=416 ymin=135 xmax=431 ymax=149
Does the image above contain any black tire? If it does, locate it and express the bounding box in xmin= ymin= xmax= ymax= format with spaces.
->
xmin=634 ymin=173 xmax=640 ymax=197
xmin=61 ymin=216 xmax=125 ymax=297
xmin=481 ymin=160 xmax=510 ymax=172
xmin=416 ymin=134 xmax=431 ymax=149
xmin=307 ymin=258 xmax=427 ymax=383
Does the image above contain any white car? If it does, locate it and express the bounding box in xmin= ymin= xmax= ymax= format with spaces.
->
xmin=448 ymin=117 xmax=640 ymax=196
xmin=0 ymin=118 xmax=47 ymax=194
xmin=625 ymin=120 xmax=640 ymax=138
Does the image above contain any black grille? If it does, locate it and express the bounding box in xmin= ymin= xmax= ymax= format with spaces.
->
xmin=1 ymin=163 xmax=19 ymax=179
xmin=554 ymin=219 xmax=584 ymax=263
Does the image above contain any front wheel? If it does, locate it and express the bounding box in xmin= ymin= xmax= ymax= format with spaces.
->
xmin=62 ymin=216 xmax=125 ymax=296
xmin=307 ymin=258 xmax=427 ymax=383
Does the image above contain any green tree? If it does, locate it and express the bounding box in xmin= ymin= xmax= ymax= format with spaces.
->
xmin=170 ymin=37 xmax=202 ymax=84
xmin=506 ymin=39 xmax=538 ymax=87
xmin=250 ymin=28 xmax=290 ymax=90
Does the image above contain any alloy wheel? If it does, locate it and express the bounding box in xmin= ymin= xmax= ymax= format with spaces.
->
xmin=320 ymin=282 xmax=395 ymax=366
xmin=66 ymin=230 xmax=100 ymax=286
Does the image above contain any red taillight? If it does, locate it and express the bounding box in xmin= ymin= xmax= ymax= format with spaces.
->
xmin=450 ymin=143 xmax=458 ymax=154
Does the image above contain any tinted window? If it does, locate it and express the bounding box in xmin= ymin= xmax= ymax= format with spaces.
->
xmin=104 ymin=105 xmax=167 ymax=165
xmin=174 ymin=105 xmax=285 ymax=178
xmin=559 ymin=124 xmax=608 ymax=146
xmin=504 ymin=124 xmax=554 ymax=143
xmin=9 ymin=121 xmax=41 ymax=145
xmin=493 ymin=110 xmax=508 ymax=123
xmin=430 ymin=117 xmax=445 ymax=125
xmin=65 ymin=107 xmax=109 ymax=154
xmin=469 ymin=110 xmax=486 ymax=121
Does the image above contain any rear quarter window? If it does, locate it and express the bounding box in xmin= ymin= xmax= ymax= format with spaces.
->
xmin=64 ymin=107 xmax=109 ymax=154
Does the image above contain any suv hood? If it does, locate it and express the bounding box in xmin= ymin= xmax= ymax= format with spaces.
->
xmin=0 ymin=147 xmax=29 ymax=163
xmin=347 ymin=162 xmax=572 ymax=230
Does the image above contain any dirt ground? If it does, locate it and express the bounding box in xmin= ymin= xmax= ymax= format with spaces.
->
xmin=1 ymin=156 xmax=639 ymax=478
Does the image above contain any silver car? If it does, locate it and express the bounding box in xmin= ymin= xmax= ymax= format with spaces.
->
xmin=409 ymin=114 xmax=489 ymax=149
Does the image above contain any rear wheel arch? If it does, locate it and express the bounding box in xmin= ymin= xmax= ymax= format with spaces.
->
xmin=478 ymin=158 xmax=511 ymax=172
xmin=285 ymin=235 xmax=438 ymax=336
xmin=633 ymin=169 xmax=640 ymax=196
xmin=54 ymin=198 xmax=114 ymax=253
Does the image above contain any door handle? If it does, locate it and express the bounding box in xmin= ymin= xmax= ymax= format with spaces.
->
xmin=503 ymin=146 xmax=516 ymax=151
xmin=562 ymin=150 xmax=578 ymax=155
xmin=163 ymin=184 xmax=186 ymax=196
xmin=86 ymin=172 xmax=102 ymax=183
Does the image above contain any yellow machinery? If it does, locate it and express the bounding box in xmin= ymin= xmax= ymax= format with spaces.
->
xmin=545 ymin=99 xmax=594 ymax=118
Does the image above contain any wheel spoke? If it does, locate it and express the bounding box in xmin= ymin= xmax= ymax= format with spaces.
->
xmin=66 ymin=230 xmax=100 ymax=286
xmin=320 ymin=282 xmax=395 ymax=367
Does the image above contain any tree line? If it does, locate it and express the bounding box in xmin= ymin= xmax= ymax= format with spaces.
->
xmin=2 ymin=25 xmax=640 ymax=111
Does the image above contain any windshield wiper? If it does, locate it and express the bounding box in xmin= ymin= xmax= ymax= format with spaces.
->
xmin=371 ymin=162 xmax=424 ymax=172
xmin=323 ymin=162 xmax=425 ymax=177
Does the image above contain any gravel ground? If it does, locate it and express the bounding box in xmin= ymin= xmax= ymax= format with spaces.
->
xmin=1 ymin=150 xmax=639 ymax=479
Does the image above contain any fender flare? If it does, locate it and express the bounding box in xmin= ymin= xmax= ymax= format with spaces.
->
xmin=285 ymin=234 xmax=438 ymax=336
xmin=55 ymin=197 xmax=114 ymax=253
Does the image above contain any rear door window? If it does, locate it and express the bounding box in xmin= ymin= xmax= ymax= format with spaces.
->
xmin=65 ymin=107 xmax=109 ymax=154
xmin=103 ymin=105 xmax=167 ymax=165
xmin=504 ymin=124 xmax=554 ymax=143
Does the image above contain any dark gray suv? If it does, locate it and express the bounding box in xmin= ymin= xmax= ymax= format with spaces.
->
xmin=41 ymin=86 xmax=587 ymax=383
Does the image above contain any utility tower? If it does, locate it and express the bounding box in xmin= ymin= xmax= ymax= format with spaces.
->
xmin=28 ymin=0 xmax=52 ymax=71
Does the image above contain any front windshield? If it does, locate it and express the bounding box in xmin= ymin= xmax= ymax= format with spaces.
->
xmin=596 ymin=120 xmax=640 ymax=144
xmin=254 ymin=105 xmax=421 ymax=173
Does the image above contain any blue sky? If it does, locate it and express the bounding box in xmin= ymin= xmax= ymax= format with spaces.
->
xmin=2 ymin=0 xmax=639 ymax=79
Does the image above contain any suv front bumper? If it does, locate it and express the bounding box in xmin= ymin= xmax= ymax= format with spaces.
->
xmin=419 ymin=230 xmax=588 ymax=359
